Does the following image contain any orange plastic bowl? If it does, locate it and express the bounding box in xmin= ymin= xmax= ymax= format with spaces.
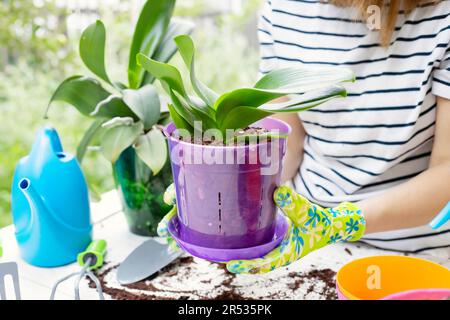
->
xmin=336 ymin=255 xmax=450 ymax=300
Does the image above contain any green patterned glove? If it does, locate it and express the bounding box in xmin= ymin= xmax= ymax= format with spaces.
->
xmin=157 ymin=183 xmax=180 ymax=252
xmin=226 ymin=185 xmax=366 ymax=274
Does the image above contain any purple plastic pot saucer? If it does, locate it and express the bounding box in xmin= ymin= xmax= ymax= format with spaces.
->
xmin=168 ymin=213 xmax=288 ymax=262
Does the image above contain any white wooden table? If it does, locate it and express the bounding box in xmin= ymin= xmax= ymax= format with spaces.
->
xmin=1 ymin=190 xmax=449 ymax=300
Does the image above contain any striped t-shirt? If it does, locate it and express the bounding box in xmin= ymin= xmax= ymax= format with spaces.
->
xmin=258 ymin=0 xmax=450 ymax=252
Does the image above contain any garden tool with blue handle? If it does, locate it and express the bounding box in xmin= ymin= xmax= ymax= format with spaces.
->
xmin=158 ymin=184 xmax=366 ymax=274
xmin=50 ymin=240 xmax=107 ymax=300
xmin=0 ymin=237 xmax=21 ymax=300
xmin=429 ymin=202 xmax=450 ymax=230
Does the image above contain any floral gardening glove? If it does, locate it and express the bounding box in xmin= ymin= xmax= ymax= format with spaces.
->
xmin=156 ymin=183 xmax=180 ymax=252
xmin=226 ymin=186 xmax=366 ymax=274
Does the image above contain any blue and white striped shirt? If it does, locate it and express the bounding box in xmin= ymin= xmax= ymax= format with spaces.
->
xmin=259 ymin=0 xmax=450 ymax=252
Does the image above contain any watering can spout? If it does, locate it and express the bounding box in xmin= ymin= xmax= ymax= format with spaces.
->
xmin=18 ymin=178 xmax=48 ymax=224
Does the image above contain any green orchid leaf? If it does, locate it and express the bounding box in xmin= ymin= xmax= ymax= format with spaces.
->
xmin=168 ymin=89 xmax=195 ymax=126
xmin=152 ymin=20 xmax=194 ymax=62
xmin=113 ymin=81 xmax=128 ymax=90
xmin=254 ymin=66 xmax=355 ymax=93
xmin=172 ymin=91 xmax=216 ymax=130
xmin=101 ymin=121 xmax=143 ymax=163
xmin=214 ymin=66 xmax=353 ymax=128
xmin=79 ymin=20 xmax=111 ymax=84
xmin=214 ymin=88 xmax=283 ymax=127
xmin=123 ymin=85 xmax=161 ymax=130
xmin=90 ymin=95 xmax=138 ymax=119
xmin=102 ymin=117 xmax=135 ymax=129
xmin=167 ymin=103 xmax=194 ymax=133
xmin=189 ymin=95 xmax=216 ymax=120
xmin=46 ymin=76 xmax=110 ymax=117
xmin=174 ymin=35 xmax=219 ymax=107
xmin=137 ymin=53 xmax=187 ymax=96
xmin=219 ymin=106 xmax=273 ymax=132
xmin=259 ymin=85 xmax=347 ymax=112
xmin=218 ymin=86 xmax=347 ymax=131
xmin=128 ymin=0 xmax=175 ymax=88
xmin=142 ymin=19 xmax=195 ymax=85
xmin=187 ymin=106 xmax=217 ymax=131
xmin=134 ymin=127 xmax=167 ymax=175
xmin=76 ymin=119 xmax=106 ymax=163
xmin=158 ymin=111 xmax=171 ymax=126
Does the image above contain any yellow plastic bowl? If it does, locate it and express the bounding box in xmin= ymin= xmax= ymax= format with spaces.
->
xmin=336 ymin=255 xmax=450 ymax=300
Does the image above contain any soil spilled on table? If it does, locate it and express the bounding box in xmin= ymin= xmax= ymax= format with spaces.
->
xmin=90 ymin=256 xmax=338 ymax=300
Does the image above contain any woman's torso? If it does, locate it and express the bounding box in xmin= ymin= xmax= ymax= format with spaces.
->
xmin=259 ymin=0 xmax=450 ymax=252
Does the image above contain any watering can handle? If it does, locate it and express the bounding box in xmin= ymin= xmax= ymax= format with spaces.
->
xmin=28 ymin=126 xmax=64 ymax=162
xmin=77 ymin=240 xmax=107 ymax=270
xmin=429 ymin=202 xmax=450 ymax=230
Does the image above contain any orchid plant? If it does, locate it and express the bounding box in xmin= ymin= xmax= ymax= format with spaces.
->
xmin=45 ymin=0 xmax=193 ymax=175
xmin=137 ymin=35 xmax=355 ymax=143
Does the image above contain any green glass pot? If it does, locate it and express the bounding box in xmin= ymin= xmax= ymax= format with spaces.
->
xmin=113 ymin=147 xmax=173 ymax=236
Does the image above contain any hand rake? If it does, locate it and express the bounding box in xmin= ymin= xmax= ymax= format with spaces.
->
xmin=50 ymin=240 xmax=107 ymax=300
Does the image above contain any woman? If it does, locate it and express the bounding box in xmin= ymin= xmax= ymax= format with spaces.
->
xmin=258 ymin=0 xmax=450 ymax=253
xmin=159 ymin=0 xmax=450 ymax=274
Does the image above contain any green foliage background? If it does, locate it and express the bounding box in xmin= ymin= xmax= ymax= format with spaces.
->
xmin=0 ymin=0 xmax=261 ymax=227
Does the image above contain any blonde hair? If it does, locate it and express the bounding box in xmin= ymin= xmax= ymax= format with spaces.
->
xmin=330 ymin=0 xmax=441 ymax=46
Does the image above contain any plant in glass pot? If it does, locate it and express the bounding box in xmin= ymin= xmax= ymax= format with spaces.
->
xmin=137 ymin=35 xmax=355 ymax=259
xmin=45 ymin=0 xmax=194 ymax=236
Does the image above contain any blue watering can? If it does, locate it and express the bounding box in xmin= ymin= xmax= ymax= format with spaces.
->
xmin=11 ymin=127 xmax=92 ymax=267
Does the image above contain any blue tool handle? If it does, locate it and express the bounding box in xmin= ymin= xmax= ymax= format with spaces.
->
xmin=429 ymin=202 xmax=450 ymax=230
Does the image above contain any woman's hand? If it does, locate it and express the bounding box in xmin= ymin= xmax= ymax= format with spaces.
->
xmin=157 ymin=184 xmax=366 ymax=273
xmin=156 ymin=184 xmax=180 ymax=253
xmin=226 ymin=186 xmax=365 ymax=273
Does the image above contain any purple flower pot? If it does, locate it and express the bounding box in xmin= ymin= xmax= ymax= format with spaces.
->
xmin=164 ymin=118 xmax=291 ymax=249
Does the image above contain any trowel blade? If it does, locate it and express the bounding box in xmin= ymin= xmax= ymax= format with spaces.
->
xmin=117 ymin=239 xmax=181 ymax=285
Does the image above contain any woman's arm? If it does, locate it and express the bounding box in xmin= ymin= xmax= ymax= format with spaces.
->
xmin=359 ymin=97 xmax=450 ymax=233
xmin=272 ymin=112 xmax=306 ymax=182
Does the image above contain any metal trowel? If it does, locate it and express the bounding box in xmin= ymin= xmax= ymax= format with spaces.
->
xmin=117 ymin=239 xmax=181 ymax=285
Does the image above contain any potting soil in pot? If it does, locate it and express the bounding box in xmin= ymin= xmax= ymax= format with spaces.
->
xmin=179 ymin=127 xmax=271 ymax=146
